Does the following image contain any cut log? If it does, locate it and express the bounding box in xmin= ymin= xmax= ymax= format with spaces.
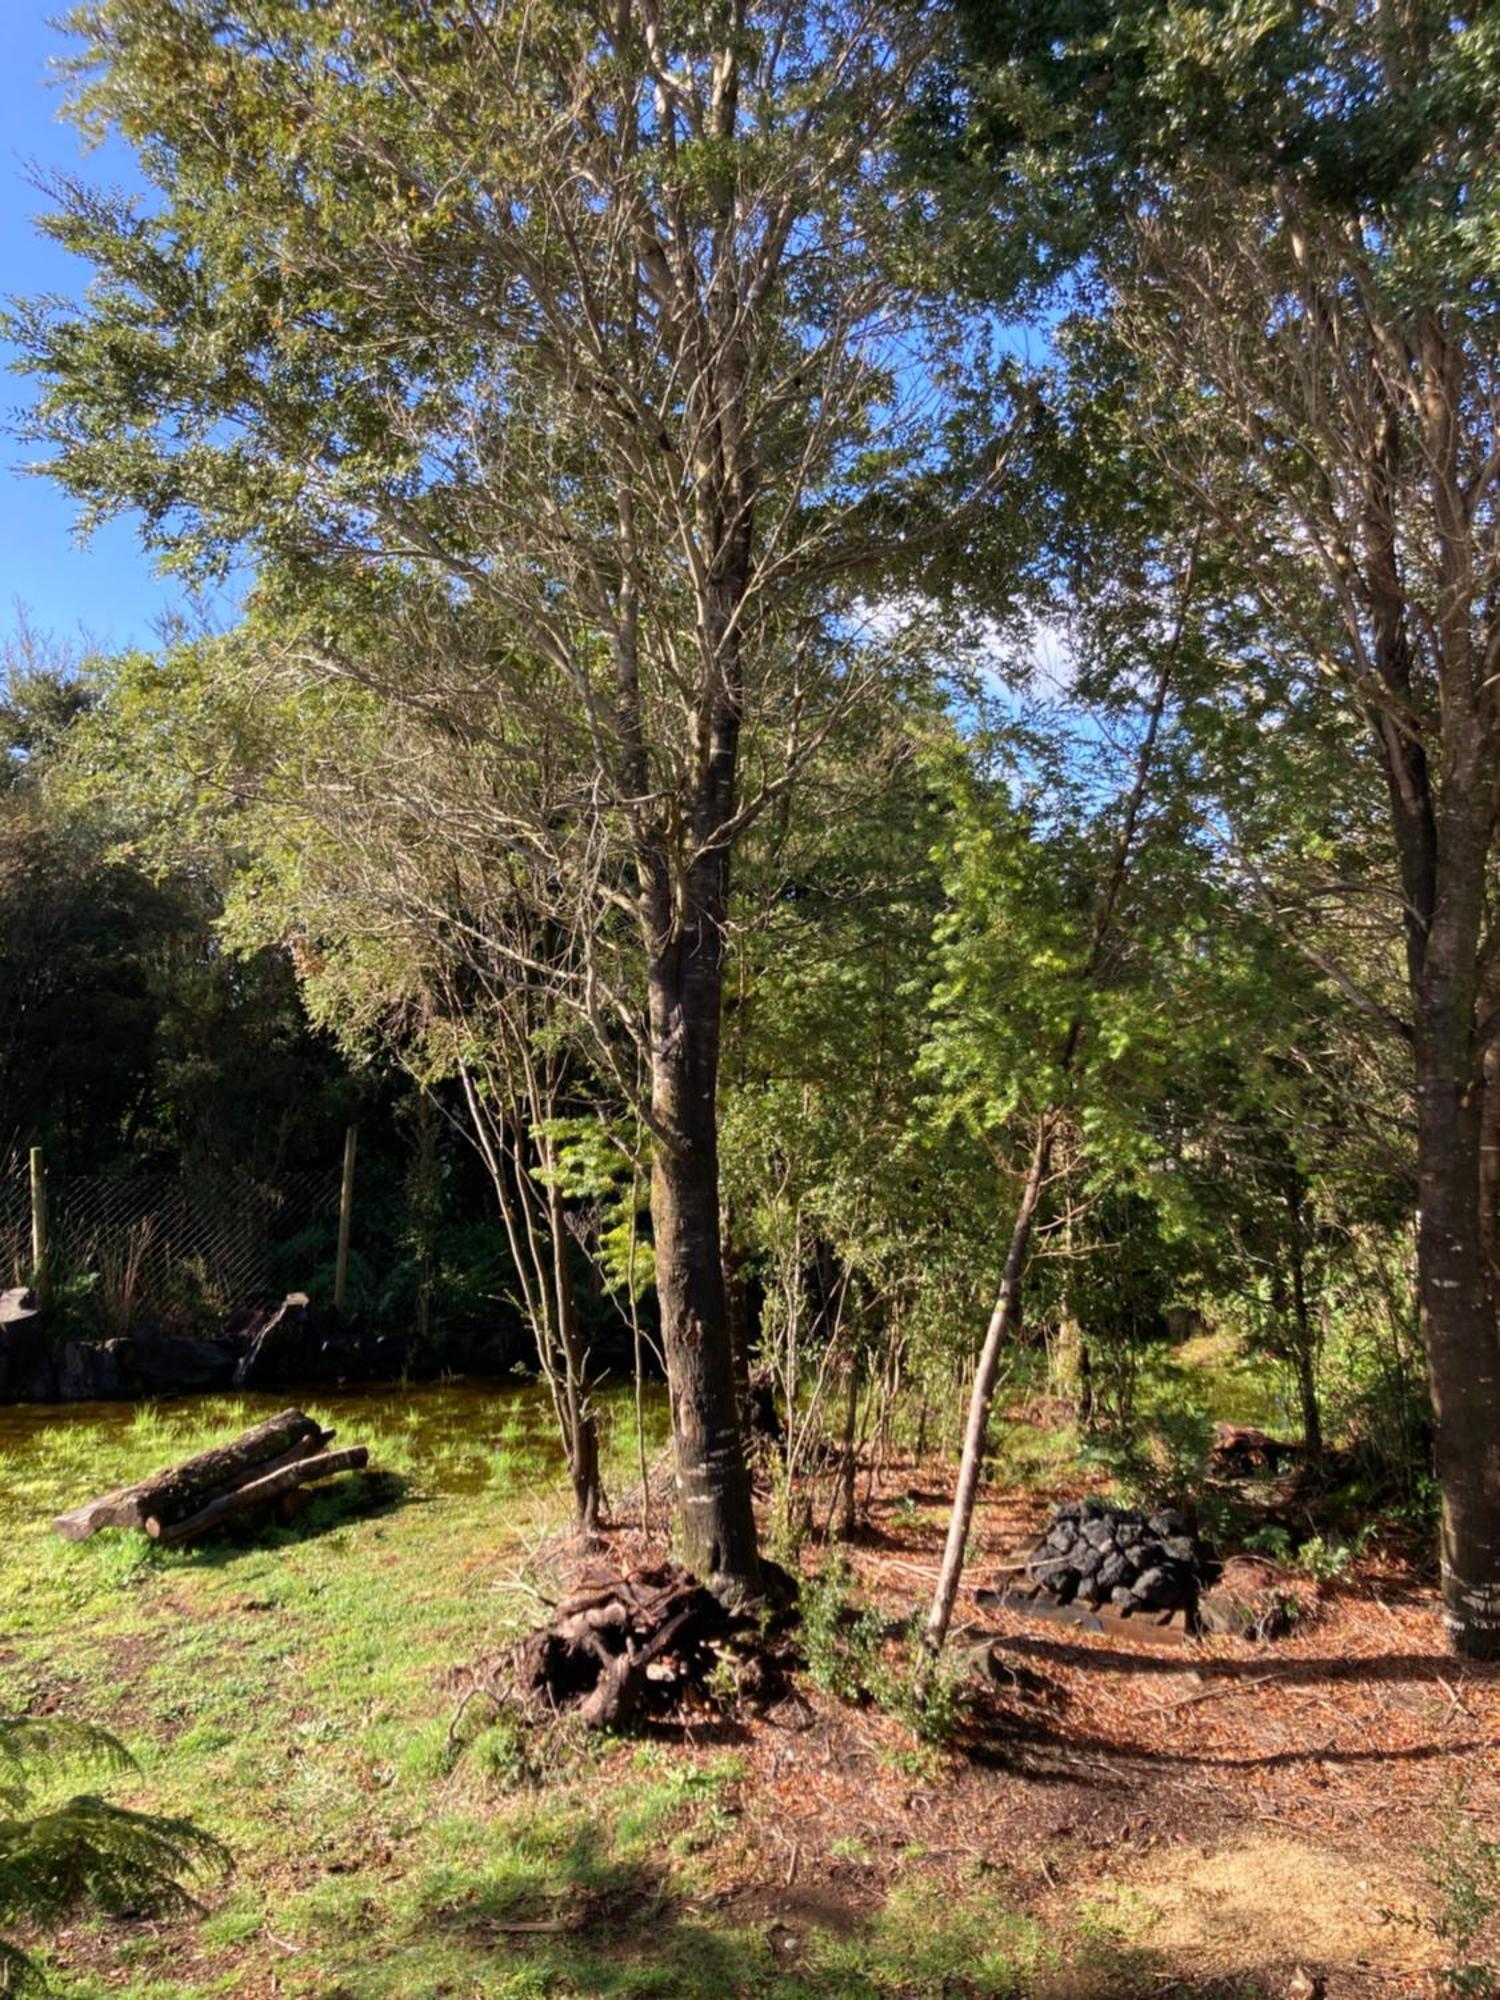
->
xmin=147 ymin=1446 xmax=370 ymax=1546
xmin=53 ymin=1408 xmax=330 ymax=1542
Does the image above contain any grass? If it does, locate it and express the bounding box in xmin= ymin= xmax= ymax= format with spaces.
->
xmin=0 ymin=1385 xmax=1089 ymax=1999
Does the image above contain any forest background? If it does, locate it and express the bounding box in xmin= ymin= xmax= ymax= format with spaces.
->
xmin=0 ymin=0 xmax=1493 ymax=1661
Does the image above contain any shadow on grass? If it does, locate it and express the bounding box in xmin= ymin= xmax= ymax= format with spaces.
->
xmin=159 ymin=1469 xmax=413 ymax=1570
xmin=397 ymin=1817 xmax=1279 ymax=2000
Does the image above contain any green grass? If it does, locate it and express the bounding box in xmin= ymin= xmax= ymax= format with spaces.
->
xmin=0 ymin=1385 xmax=1103 ymax=1999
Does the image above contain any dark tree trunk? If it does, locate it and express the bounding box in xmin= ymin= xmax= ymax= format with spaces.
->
xmin=722 ymin=1204 xmax=754 ymax=1434
xmin=837 ymin=1341 xmax=861 ymax=1540
xmin=1285 ymin=1206 xmax=1322 ymax=1463
xmin=1363 ymin=328 xmax=1500 ymax=1658
xmin=646 ymin=850 xmax=760 ymax=1604
xmin=537 ymin=1140 xmax=602 ymax=1544
xmin=1415 ymin=989 xmax=1500 ymax=1659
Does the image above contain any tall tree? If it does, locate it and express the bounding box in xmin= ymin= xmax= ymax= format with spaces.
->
xmin=15 ymin=1 xmax=964 ymax=1598
xmin=952 ymin=0 xmax=1500 ymax=1654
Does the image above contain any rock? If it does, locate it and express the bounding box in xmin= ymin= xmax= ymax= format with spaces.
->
xmin=125 ymin=1337 xmax=238 ymax=1393
xmin=1096 ymin=1551 xmax=1128 ymax=1592
xmin=1130 ymin=1566 xmax=1172 ymax=1608
xmin=1081 ymin=1518 xmax=1116 ymax=1552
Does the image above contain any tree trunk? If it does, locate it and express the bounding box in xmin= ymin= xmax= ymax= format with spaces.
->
xmin=1415 ymin=1003 xmax=1500 ymax=1659
xmin=722 ymin=1204 xmax=754 ymax=1434
xmin=1286 ymin=1218 xmax=1322 ymax=1463
xmin=647 ymin=883 xmax=761 ymax=1603
xmin=837 ymin=1341 xmax=862 ymax=1540
xmin=1480 ymin=1031 xmax=1500 ymax=1293
xmin=923 ymin=1117 xmax=1055 ymax=1659
xmin=55 ymin=1409 xmax=329 ymax=1541
xmin=542 ymin=1167 xmax=601 ymax=1543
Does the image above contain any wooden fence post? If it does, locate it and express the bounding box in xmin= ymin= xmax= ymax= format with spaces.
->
xmin=29 ymin=1146 xmax=49 ymax=1308
xmin=333 ymin=1126 xmax=358 ymax=1316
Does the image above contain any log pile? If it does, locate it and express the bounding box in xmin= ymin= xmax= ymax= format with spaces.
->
xmin=501 ymin=1560 xmax=793 ymax=1731
xmin=53 ymin=1407 xmax=371 ymax=1547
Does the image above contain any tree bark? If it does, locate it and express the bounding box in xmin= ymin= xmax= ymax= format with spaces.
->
xmin=647 ymin=850 xmax=761 ymax=1603
xmin=1285 ymin=1205 xmax=1323 ymax=1463
xmin=540 ymin=1151 xmax=601 ymax=1543
xmin=837 ymin=1340 xmax=862 ymax=1541
xmin=1415 ymin=984 xmax=1500 ymax=1658
xmin=146 ymin=1446 xmax=369 ymax=1546
xmin=923 ymin=1117 xmax=1055 ymax=1658
xmin=54 ymin=1409 xmax=328 ymax=1542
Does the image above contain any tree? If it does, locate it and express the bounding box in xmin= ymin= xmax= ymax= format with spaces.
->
xmin=918 ymin=524 xmax=1203 ymax=1658
xmin=953 ymin=0 xmax=1500 ymax=1654
xmin=14 ymin=0 xmax=971 ymax=1599
xmin=0 ymin=627 xmax=352 ymax=1190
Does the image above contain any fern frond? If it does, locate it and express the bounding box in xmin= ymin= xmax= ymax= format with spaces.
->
xmin=0 ymin=1933 xmax=48 ymax=1998
xmin=0 ymin=1715 xmax=231 ymax=1994
xmin=0 ymin=1721 xmax=135 ymax=1814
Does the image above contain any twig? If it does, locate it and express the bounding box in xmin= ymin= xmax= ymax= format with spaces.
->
xmin=1145 ymin=1672 xmax=1284 ymax=1714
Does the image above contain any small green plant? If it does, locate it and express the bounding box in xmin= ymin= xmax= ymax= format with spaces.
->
xmin=799 ymin=1557 xmax=885 ymax=1703
xmin=1243 ymin=1523 xmax=1294 ymax=1563
xmin=1293 ymin=1532 xmax=1357 ymax=1582
xmin=467 ymin=1714 xmax=537 ymax=1789
xmin=1428 ymin=1789 xmax=1500 ymax=1996
xmin=798 ymin=1560 xmax=970 ymax=1744
xmin=1 ymin=1716 xmax=230 ymax=1996
xmin=1242 ymin=1524 xmax=1369 ymax=1583
xmin=1386 ymin=1786 xmax=1500 ymax=1996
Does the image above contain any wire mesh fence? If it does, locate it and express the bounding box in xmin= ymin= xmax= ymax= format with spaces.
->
xmin=0 ymin=1159 xmax=341 ymax=1330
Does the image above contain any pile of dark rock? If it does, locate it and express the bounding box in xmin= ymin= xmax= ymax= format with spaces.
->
xmin=1024 ymin=1498 xmax=1221 ymax=1619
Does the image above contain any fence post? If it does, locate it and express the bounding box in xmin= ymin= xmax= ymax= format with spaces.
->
xmin=333 ymin=1125 xmax=358 ymax=1315
xmin=29 ymin=1146 xmax=49 ymax=1308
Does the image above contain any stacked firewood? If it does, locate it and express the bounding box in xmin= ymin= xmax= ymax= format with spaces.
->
xmin=53 ymin=1408 xmax=370 ymax=1548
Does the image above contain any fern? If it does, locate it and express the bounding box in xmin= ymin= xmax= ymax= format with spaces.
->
xmin=0 ymin=1717 xmax=230 ymax=1995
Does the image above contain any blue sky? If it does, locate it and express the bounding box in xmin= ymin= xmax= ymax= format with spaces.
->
xmin=0 ymin=5 xmax=183 ymax=653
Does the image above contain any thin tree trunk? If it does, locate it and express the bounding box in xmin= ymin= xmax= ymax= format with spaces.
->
xmin=837 ymin=1340 xmax=861 ymax=1540
xmin=722 ymin=1203 xmax=754 ymax=1433
xmin=1285 ymin=1198 xmax=1322 ymax=1463
xmin=923 ymin=1117 xmax=1054 ymax=1656
xmin=922 ymin=542 xmax=1197 ymax=1665
xmin=543 ymin=1163 xmax=601 ymax=1544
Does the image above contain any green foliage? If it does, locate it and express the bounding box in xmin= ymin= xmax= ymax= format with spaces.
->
xmin=1382 ymin=1787 xmax=1500 ymax=1998
xmin=1425 ymin=1793 xmax=1500 ymax=2000
xmin=798 ymin=1558 xmax=969 ymax=1746
xmin=799 ymin=1557 xmax=889 ymax=1706
xmin=0 ymin=1716 xmax=229 ymax=1995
